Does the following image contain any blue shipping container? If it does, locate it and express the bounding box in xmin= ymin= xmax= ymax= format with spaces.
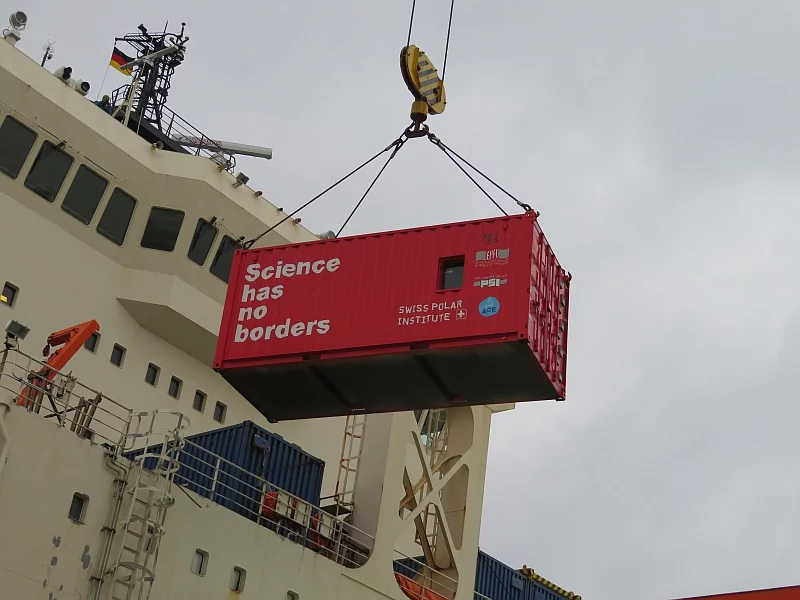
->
xmin=393 ymin=556 xmax=425 ymax=580
xmin=123 ymin=420 xmax=325 ymax=522
xmin=474 ymin=550 xmax=530 ymax=600
xmin=393 ymin=551 xmax=574 ymax=600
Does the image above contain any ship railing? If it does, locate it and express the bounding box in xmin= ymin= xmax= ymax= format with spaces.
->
xmin=393 ymin=551 xmax=494 ymax=600
xmin=109 ymin=84 xmax=237 ymax=173
xmin=0 ymin=345 xmax=134 ymax=450
xmin=127 ymin=436 xmax=376 ymax=568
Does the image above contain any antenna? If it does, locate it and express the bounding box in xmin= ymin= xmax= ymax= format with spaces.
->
xmin=170 ymin=135 xmax=273 ymax=160
xmin=109 ymin=22 xmax=189 ymax=132
xmin=41 ymin=40 xmax=55 ymax=67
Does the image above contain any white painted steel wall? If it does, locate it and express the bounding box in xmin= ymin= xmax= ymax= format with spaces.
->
xmin=0 ymin=404 xmax=496 ymax=600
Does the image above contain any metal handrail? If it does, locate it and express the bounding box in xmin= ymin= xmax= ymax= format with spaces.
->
xmin=393 ymin=551 xmax=496 ymax=600
xmin=129 ymin=436 xmax=376 ymax=569
xmin=0 ymin=345 xmax=133 ymax=449
xmin=109 ymin=84 xmax=237 ymax=172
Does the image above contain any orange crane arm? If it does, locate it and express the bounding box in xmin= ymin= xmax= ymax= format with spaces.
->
xmin=16 ymin=320 xmax=100 ymax=406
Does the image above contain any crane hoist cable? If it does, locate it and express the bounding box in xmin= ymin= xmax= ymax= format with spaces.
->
xmin=242 ymin=136 xmax=404 ymax=249
xmin=244 ymin=0 xmax=534 ymax=248
xmin=405 ymin=0 xmax=456 ymax=83
xmin=428 ymin=134 xmax=533 ymax=214
xmin=243 ymin=120 xmax=530 ymax=248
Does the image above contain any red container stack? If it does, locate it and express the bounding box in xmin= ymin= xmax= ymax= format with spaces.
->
xmin=213 ymin=212 xmax=570 ymax=421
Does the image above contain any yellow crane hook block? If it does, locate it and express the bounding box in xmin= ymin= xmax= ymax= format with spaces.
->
xmin=400 ymin=44 xmax=447 ymax=120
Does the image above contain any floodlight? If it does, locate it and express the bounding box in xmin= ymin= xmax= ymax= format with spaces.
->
xmin=5 ymin=319 xmax=30 ymax=340
xmin=9 ymin=11 xmax=26 ymax=30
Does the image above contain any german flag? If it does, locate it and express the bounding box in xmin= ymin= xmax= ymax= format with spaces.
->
xmin=110 ymin=46 xmax=134 ymax=76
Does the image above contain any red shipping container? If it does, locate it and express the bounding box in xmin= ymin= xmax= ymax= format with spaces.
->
xmin=672 ymin=587 xmax=800 ymax=600
xmin=213 ymin=212 xmax=570 ymax=421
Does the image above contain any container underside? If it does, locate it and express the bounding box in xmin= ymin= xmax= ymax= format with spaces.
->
xmin=219 ymin=341 xmax=561 ymax=421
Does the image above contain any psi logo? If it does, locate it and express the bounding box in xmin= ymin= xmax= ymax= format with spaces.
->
xmin=474 ymin=277 xmax=507 ymax=288
xmin=478 ymin=296 xmax=500 ymax=317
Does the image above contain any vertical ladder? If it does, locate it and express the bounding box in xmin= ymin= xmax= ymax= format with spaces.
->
xmin=332 ymin=414 xmax=367 ymax=518
xmin=104 ymin=413 xmax=186 ymax=600
xmin=416 ymin=409 xmax=448 ymax=553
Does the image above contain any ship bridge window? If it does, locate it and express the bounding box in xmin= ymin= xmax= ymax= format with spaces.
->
xmin=24 ymin=141 xmax=73 ymax=202
xmin=210 ymin=235 xmax=242 ymax=283
xmin=141 ymin=206 xmax=186 ymax=252
xmin=188 ymin=218 xmax=218 ymax=266
xmin=0 ymin=116 xmax=37 ymax=179
xmin=97 ymin=188 xmax=136 ymax=246
xmin=61 ymin=165 xmax=108 ymax=224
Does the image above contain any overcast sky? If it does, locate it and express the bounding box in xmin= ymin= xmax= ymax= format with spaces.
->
xmin=12 ymin=1 xmax=800 ymax=598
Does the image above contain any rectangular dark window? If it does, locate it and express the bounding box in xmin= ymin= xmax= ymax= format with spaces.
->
xmin=145 ymin=363 xmax=160 ymax=386
xmin=68 ymin=492 xmax=88 ymax=523
xmin=1 ymin=282 xmax=18 ymax=307
xmin=97 ymin=188 xmax=136 ymax=246
xmin=168 ymin=376 xmax=182 ymax=399
xmin=0 ymin=116 xmax=36 ymax=179
xmin=24 ymin=141 xmax=73 ymax=202
xmin=83 ymin=331 xmax=100 ymax=353
xmin=141 ymin=206 xmax=185 ymax=252
xmin=230 ymin=567 xmax=246 ymax=592
xmin=110 ymin=344 xmax=126 ymax=367
xmin=213 ymin=402 xmax=227 ymax=423
xmin=193 ymin=390 xmax=206 ymax=413
xmin=438 ymin=256 xmax=464 ymax=290
xmin=210 ymin=236 xmax=241 ymax=283
xmin=188 ymin=218 xmax=218 ymax=266
xmin=61 ymin=165 xmax=108 ymax=224
xmin=191 ymin=549 xmax=208 ymax=576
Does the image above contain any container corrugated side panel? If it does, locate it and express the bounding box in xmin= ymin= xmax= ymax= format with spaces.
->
xmin=185 ymin=422 xmax=263 ymax=520
xmin=215 ymin=214 xmax=533 ymax=369
xmin=474 ymin=550 xmax=530 ymax=600
xmin=122 ymin=421 xmax=325 ymax=514
xmin=528 ymin=219 xmax=570 ymax=400
xmin=183 ymin=421 xmax=324 ymax=513
xmin=266 ymin=431 xmax=311 ymax=504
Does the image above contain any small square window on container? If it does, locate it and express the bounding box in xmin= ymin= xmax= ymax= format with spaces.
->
xmin=438 ymin=256 xmax=465 ymax=291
